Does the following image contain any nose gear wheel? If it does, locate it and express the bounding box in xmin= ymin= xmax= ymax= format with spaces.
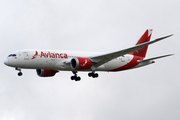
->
xmin=16 ymin=68 xmax=23 ymax=76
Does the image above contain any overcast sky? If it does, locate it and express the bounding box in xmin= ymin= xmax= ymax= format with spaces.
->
xmin=0 ymin=0 xmax=179 ymax=120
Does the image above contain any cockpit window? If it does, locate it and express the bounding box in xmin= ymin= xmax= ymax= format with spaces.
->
xmin=8 ymin=54 xmax=12 ymax=57
xmin=8 ymin=54 xmax=17 ymax=57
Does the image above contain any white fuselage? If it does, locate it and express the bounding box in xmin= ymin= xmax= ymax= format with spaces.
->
xmin=5 ymin=49 xmax=134 ymax=72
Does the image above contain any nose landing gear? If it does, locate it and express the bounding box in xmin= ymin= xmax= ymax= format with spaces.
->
xmin=16 ymin=68 xmax=23 ymax=76
xmin=18 ymin=72 xmax=23 ymax=76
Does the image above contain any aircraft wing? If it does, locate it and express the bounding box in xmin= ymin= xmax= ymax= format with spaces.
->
xmin=90 ymin=34 xmax=173 ymax=70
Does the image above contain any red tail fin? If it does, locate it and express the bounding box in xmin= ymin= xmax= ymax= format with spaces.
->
xmin=131 ymin=29 xmax=152 ymax=57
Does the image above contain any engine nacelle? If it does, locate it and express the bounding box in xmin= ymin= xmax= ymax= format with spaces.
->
xmin=36 ymin=69 xmax=58 ymax=77
xmin=70 ymin=57 xmax=92 ymax=70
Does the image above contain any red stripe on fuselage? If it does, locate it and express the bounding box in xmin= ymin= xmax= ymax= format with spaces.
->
xmin=109 ymin=55 xmax=144 ymax=71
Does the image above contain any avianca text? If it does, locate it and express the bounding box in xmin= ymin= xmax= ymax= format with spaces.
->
xmin=40 ymin=51 xmax=68 ymax=59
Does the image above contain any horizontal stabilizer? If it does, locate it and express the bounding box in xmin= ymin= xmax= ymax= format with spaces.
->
xmin=139 ymin=54 xmax=174 ymax=63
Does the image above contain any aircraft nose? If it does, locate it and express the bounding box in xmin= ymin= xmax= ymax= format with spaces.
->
xmin=4 ymin=59 xmax=9 ymax=65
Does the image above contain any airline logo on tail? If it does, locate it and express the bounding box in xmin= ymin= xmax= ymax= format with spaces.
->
xmin=129 ymin=29 xmax=152 ymax=58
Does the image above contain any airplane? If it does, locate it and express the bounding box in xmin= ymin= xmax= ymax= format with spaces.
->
xmin=4 ymin=29 xmax=173 ymax=81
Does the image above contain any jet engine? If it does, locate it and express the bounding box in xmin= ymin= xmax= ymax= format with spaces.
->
xmin=36 ymin=69 xmax=58 ymax=77
xmin=70 ymin=57 xmax=92 ymax=70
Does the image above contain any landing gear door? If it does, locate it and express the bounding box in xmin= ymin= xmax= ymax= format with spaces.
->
xmin=23 ymin=52 xmax=29 ymax=60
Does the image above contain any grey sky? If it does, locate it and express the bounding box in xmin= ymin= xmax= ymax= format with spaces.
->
xmin=0 ymin=0 xmax=179 ymax=120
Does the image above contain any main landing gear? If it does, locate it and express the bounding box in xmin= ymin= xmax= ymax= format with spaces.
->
xmin=71 ymin=71 xmax=81 ymax=81
xmin=71 ymin=71 xmax=99 ymax=81
xmin=16 ymin=67 xmax=23 ymax=76
xmin=88 ymin=72 xmax=99 ymax=78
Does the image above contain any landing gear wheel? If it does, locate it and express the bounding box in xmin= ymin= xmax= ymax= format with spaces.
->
xmin=71 ymin=71 xmax=81 ymax=81
xmin=18 ymin=72 xmax=23 ymax=76
xmin=88 ymin=72 xmax=99 ymax=78
xmin=71 ymin=76 xmax=75 ymax=80
xmin=75 ymin=77 xmax=81 ymax=81
xmin=95 ymin=73 xmax=98 ymax=77
xmin=71 ymin=76 xmax=81 ymax=81
xmin=88 ymin=73 xmax=93 ymax=77
xmin=93 ymin=73 xmax=98 ymax=78
xmin=16 ymin=68 xmax=22 ymax=76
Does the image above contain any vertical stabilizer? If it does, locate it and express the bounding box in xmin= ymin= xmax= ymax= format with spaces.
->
xmin=131 ymin=29 xmax=152 ymax=57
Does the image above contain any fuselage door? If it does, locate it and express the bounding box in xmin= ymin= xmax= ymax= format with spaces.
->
xmin=23 ymin=52 xmax=29 ymax=60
